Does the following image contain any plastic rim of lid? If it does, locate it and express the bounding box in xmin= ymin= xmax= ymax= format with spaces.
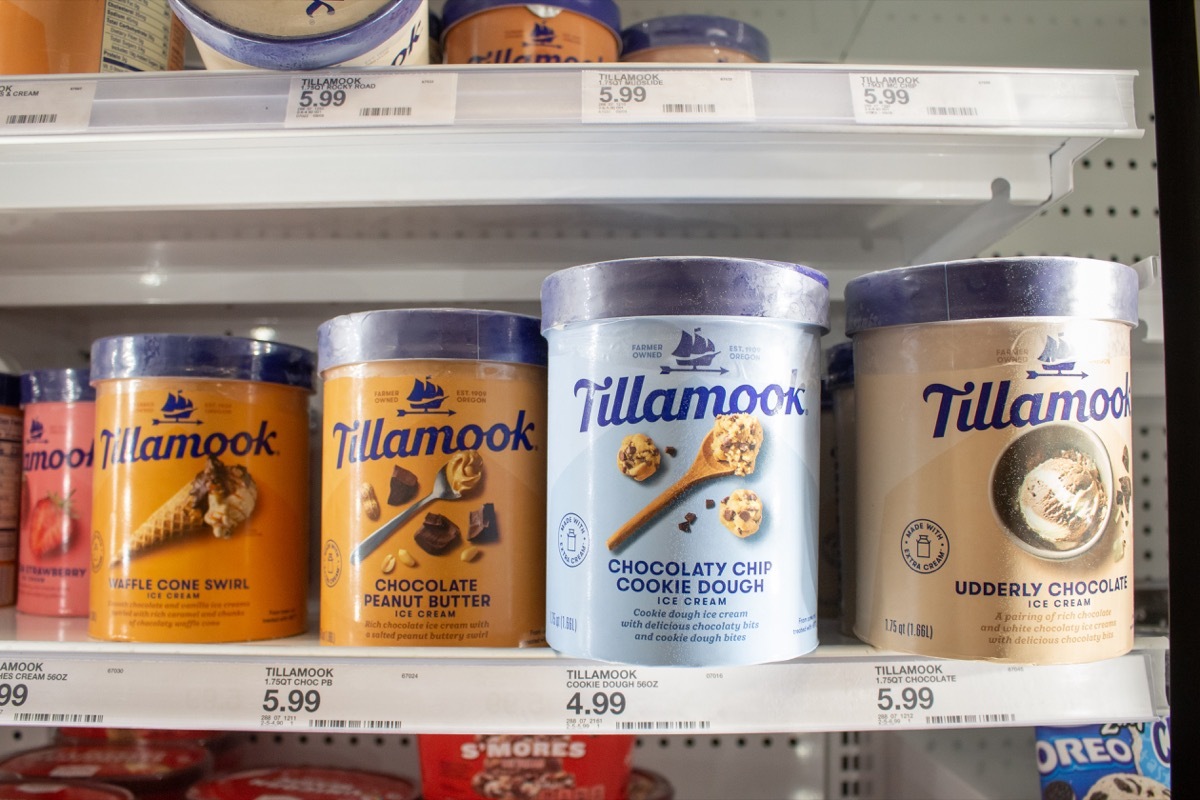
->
xmin=0 ymin=744 xmax=211 ymax=787
xmin=620 ymin=14 xmax=769 ymax=62
xmin=318 ymin=308 xmax=547 ymax=373
xmin=0 ymin=779 xmax=136 ymax=799
xmin=20 ymin=368 xmax=96 ymax=406
xmin=187 ymin=766 xmax=418 ymax=800
xmin=844 ymin=257 xmax=1141 ymax=335
xmin=167 ymin=0 xmax=424 ymax=70
xmin=0 ymin=374 xmax=18 ymax=408
xmin=89 ymin=334 xmax=316 ymax=391
xmin=825 ymin=341 xmax=854 ymax=388
xmin=540 ymin=256 xmax=830 ymax=332
xmin=441 ymin=0 xmax=622 ymax=40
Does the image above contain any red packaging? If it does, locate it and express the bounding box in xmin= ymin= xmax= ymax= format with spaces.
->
xmin=184 ymin=767 xmax=417 ymax=800
xmin=0 ymin=744 xmax=211 ymax=800
xmin=17 ymin=369 xmax=94 ymax=617
xmin=418 ymin=735 xmax=635 ymax=800
xmin=0 ymin=779 xmax=135 ymax=800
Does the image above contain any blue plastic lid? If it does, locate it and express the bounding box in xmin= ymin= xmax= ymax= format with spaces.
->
xmin=825 ymin=342 xmax=854 ymax=388
xmin=318 ymin=309 xmax=547 ymax=373
xmin=90 ymin=335 xmax=316 ymax=391
xmin=0 ymin=373 xmax=18 ymax=408
xmin=621 ymin=15 xmax=769 ymax=62
xmin=168 ymin=0 xmax=425 ymax=70
xmin=441 ymin=0 xmax=621 ymax=39
xmin=541 ymin=256 xmax=830 ymax=332
xmin=845 ymin=257 xmax=1140 ymax=335
xmin=21 ymin=369 xmax=96 ymax=405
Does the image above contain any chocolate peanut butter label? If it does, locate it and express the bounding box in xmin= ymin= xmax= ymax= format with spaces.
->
xmin=320 ymin=360 xmax=546 ymax=647
xmin=545 ymin=317 xmax=822 ymax=666
xmin=854 ymin=319 xmax=1134 ymax=663
xmin=90 ymin=377 xmax=311 ymax=643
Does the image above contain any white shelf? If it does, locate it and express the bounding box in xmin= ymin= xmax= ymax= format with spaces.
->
xmin=0 ymin=611 xmax=1166 ymax=735
xmin=0 ymin=64 xmax=1140 ymax=306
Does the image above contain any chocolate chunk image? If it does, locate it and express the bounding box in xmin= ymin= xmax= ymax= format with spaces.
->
xmin=1043 ymin=780 xmax=1076 ymax=800
xmin=388 ymin=464 xmax=419 ymax=505
xmin=414 ymin=512 xmax=461 ymax=554
xmin=468 ymin=502 xmax=499 ymax=542
xmin=705 ymin=498 xmax=715 ymax=509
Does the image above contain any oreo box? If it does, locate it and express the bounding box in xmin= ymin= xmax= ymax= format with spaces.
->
xmin=1036 ymin=719 xmax=1170 ymax=799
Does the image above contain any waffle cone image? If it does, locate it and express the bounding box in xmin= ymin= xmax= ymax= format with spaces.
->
xmin=113 ymin=456 xmax=256 ymax=564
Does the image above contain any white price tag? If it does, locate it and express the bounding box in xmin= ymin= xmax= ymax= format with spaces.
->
xmin=582 ymin=70 xmax=755 ymax=123
xmin=849 ymin=73 xmax=1018 ymax=125
xmin=285 ymin=73 xmax=457 ymax=128
xmin=0 ymin=81 xmax=96 ymax=135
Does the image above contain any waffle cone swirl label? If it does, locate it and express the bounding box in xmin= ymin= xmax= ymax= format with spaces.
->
xmin=90 ymin=374 xmax=312 ymax=643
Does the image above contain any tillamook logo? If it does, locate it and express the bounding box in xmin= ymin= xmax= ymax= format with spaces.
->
xmin=330 ymin=413 xmax=535 ymax=469
xmin=97 ymin=422 xmax=278 ymax=469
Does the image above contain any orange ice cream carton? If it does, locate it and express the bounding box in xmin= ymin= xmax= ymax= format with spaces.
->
xmin=89 ymin=335 xmax=315 ymax=643
xmin=318 ymin=309 xmax=546 ymax=647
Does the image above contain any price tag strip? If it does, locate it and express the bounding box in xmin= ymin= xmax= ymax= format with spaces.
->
xmin=0 ymin=81 xmax=96 ymax=135
xmin=0 ymin=649 xmax=1156 ymax=733
xmin=284 ymin=73 xmax=457 ymax=129
xmin=582 ymin=70 xmax=755 ymax=123
xmin=848 ymin=72 xmax=1019 ymax=126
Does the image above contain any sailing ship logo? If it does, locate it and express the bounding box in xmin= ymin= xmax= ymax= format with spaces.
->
xmin=1026 ymin=334 xmax=1088 ymax=380
xmin=397 ymin=377 xmax=456 ymax=417
xmin=530 ymin=22 xmax=556 ymax=45
xmin=153 ymin=391 xmax=201 ymax=425
xmin=660 ymin=327 xmax=729 ymax=375
xmin=27 ymin=418 xmax=44 ymax=442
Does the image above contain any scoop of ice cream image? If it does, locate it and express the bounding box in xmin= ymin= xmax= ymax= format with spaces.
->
xmin=992 ymin=424 xmax=1113 ymax=559
xmin=1018 ymin=451 xmax=1108 ymax=547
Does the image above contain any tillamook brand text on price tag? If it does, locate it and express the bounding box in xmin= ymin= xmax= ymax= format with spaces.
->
xmin=285 ymin=73 xmax=457 ymax=128
xmin=848 ymin=72 xmax=1018 ymax=125
xmin=582 ymin=70 xmax=755 ymax=122
xmin=0 ymin=82 xmax=96 ymax=134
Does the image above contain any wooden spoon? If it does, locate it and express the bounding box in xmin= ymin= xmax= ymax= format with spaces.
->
xmin=607 ymin=430 xmax=736 ymax=551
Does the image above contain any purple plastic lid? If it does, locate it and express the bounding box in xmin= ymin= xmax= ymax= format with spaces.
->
xmin=441 ymin=0 xmax=621 ymax=39
xmin=318 ymin=309 xmax=546 ymax=373
xmin=845 ymin=257 xmax=1140 ymax=335
xmin=20 ymin=369 xmax=95 ymax=406
xmin=621 ymin=15 xmax=769 ymax=62
xmin=0 ymin=374 xmax=17 ymax=408
xmin=825 ymin=342 xmax=854 ymax=388
xmin=168 ymin=0 xmax=425 ymax=70
xmin=90 ymin=335 xmax=315 ymax=391
xmin=540 ymin=256 xmax=830 ymax=332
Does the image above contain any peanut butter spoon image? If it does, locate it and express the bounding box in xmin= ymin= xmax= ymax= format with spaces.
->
xmin=348 ymin=450 xmax=482 ymax=566
xmin=607 ymin=430 xmax=735 ymax=551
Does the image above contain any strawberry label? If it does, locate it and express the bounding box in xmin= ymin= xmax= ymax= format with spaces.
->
xmin=19 ymin=400 xmax=94 ymax=617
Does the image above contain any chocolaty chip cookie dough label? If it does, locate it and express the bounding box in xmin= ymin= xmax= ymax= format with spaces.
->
xmin=320 ymin=360 xmax=546 ymax=647
xmin=855 ymin=320 xmax=1135 ymax=663
xmin=545 ymin=317 xmax=821 ymax=666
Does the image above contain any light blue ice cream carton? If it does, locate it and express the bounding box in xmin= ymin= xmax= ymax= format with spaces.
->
xmin=541 ymin=256 xmax=830 ymax=665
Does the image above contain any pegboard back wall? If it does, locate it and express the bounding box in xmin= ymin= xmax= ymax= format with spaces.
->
xmin=429 ymin=0 xmax=1158 ymax=266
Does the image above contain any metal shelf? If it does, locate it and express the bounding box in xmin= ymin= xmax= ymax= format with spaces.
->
xmin=0 ymin=611 xmax=1167 ymax=736
xmin=0 ymin=64 xmax=1139 ymax=306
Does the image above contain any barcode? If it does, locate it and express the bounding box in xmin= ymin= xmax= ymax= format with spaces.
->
xmin=4 ymin=114 xmax=57 ymax=125
xmin=925 ymin=713 xmax=1015 ymax=725
xmin=14 ymin=712 xmax=103 ymax=723
xmin=926 ymin=106 xmax=978 ymax=117
xmin=661 ymin=104 xmax=717 ymax=114
xmin=615 ymin=720 xmax=711 ymax=731
xmin=359 ymin=107 xmax=412 ymax=117
xmin=308 ymin=719 xmax=402 ymax=730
